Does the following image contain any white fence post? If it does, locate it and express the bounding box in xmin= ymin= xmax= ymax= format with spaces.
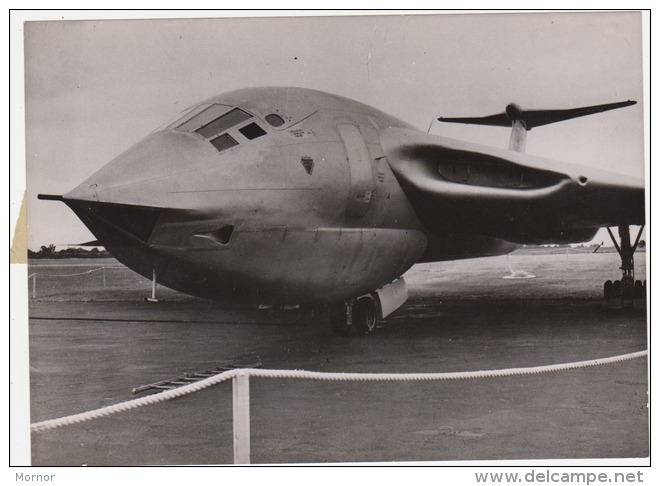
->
xmin=32 ymin=274 xmax=36 ymax=299
xmin=146 ymin=268 xmax=158 ymax=302
xmin=232 ymin=372 xmax=251 ymax=464
xmin=152 ymin=268 xmax=156 ymax=299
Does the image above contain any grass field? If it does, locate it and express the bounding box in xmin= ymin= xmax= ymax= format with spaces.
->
xmin=27 ymin=251 xmax=648 ymax=303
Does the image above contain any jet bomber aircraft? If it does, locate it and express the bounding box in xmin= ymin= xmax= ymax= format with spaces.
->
xmin=39 ymin=87 xmax=645 ymax=335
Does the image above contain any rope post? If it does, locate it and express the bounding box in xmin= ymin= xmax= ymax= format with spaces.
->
xmin=32 ymin=274 xmax=36 ymax=299
xmin=232 ymin=371 xmax=250 ymax=464
xmin=145 ymin=268 xmax=158 ymax=303
xmin=102 ymin=267 xmax=106 ymax=288
xmin=152 ymin=268 xmax=156 ymax=299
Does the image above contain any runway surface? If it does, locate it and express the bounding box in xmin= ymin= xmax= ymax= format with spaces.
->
xmin=27 ymin=252 xmax=648 ymax=465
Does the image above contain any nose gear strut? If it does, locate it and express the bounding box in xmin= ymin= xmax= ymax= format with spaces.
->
xmin=603 ymin=224 xmax=645 ymax=305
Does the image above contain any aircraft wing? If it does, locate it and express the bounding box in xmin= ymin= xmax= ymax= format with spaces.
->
xmin=77 ymin=240 xmax=103 ymax=247
xmin=380 ymin=127 xmax=644 ymax=244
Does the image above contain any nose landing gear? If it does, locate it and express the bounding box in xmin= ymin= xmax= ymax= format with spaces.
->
xmin=328 ymin=278 xmax=408 ymax=336
xmin=603 ymin=224 xmax=645 ymax=305
xmin=330 ymin=296 xmax=378 ymax=336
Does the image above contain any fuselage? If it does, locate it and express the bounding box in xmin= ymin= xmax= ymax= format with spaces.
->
xmin=63 ymin=87 xmax=460 ymax=304
xmin=48 ymin=86 xmax=643 ymax=307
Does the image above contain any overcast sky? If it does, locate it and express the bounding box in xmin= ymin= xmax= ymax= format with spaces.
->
xmin=19 ymin=11 xmax=646 ymax=249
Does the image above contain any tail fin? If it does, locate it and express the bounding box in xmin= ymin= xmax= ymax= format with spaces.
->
xmin=438 ymin=100 xmax=636 ymax=153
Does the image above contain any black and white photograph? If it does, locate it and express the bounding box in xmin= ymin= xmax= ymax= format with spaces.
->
xmin=11 ymin=10 xmax=649 ymax=470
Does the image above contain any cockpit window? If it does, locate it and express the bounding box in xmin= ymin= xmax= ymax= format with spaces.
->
xmin=239 ymin=122 xmax=267 ymax=140
xmin=210 ymin=133 xmax=238 ymax=152
xmin=265 ymin=114 xmax=285 ymax=127
xmin=176 ymin=104 xmax=227 ymax=132
xmin=195 ymin=108 xmax=251 ymax=139
xmin=173 ymin=103 xmax=270 ymax=154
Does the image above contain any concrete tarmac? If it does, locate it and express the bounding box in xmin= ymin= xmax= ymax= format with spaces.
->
xmin=27 ymin=253 xmax=649 ymax=465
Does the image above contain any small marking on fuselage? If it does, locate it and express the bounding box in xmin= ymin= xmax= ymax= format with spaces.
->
xmin=289 ymin=128 xmax=315 ymax=139
xmin=300 ymin=156 xmax=314 ymax=174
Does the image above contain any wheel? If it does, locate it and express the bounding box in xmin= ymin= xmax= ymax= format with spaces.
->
xmin=634 ymin=280 xmax=644 ymax=299
xmin=329 ymin=303 xmax=353 ymax=336
xmin=621 ymin=277 xmax=635 ymax=299
xmin=612 ymin=280 xmax=622 ymax=299
xmin=354 ymin=297 xmax=377 ymax=335
xmin=604 ymin=280 xmax=613 ymax=299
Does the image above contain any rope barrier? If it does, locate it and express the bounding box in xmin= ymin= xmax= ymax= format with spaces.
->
xmin=31 ymin=349 xmax=647 ymax=433
xmin=28 ymin=267 xmax=106 ymax=278
xmin=28 ymin=265 xmax=150 ymax=298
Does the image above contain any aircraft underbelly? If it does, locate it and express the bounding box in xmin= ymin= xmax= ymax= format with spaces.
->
xmin=97 ymin=225 xmax=427 ymax=305
xmin=168 ymin=227 xmax=426 ymax=304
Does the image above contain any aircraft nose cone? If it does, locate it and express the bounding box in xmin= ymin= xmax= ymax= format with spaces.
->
xmin=64 ymin=181 xmax=99 ymax=202
xmin=64 ymin=130 xmax=214 ymax=207
xmin=62 ymin=196 xmax=163 ymax=246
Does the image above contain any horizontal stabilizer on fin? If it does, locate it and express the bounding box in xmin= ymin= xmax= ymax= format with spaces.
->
xmin=438 ymin=100 xmax=636 ymax=130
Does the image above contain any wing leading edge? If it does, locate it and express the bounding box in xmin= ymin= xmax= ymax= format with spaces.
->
xmin=380 ymin=127 xmax=644 ymax=245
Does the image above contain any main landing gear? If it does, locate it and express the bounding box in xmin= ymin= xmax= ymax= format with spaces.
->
xmin=603 ymin=224 xmax=646 ymax=305
xmin=329 ymin=296 xmax=378 ymax=336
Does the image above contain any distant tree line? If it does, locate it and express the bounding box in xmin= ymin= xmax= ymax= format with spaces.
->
xmin=28 ymin=244 xmax=112 ymax=259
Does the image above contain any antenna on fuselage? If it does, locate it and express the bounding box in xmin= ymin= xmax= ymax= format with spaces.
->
xmin=437 ymin=100 xmax=637 ymax=153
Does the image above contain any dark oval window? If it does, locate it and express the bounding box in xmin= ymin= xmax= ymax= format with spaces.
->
xmin=265 ymin=113 xmax=285 ymax=127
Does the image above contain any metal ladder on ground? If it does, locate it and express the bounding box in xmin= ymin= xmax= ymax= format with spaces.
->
xmin=131 ymin=362 xmax=262 ymax=395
